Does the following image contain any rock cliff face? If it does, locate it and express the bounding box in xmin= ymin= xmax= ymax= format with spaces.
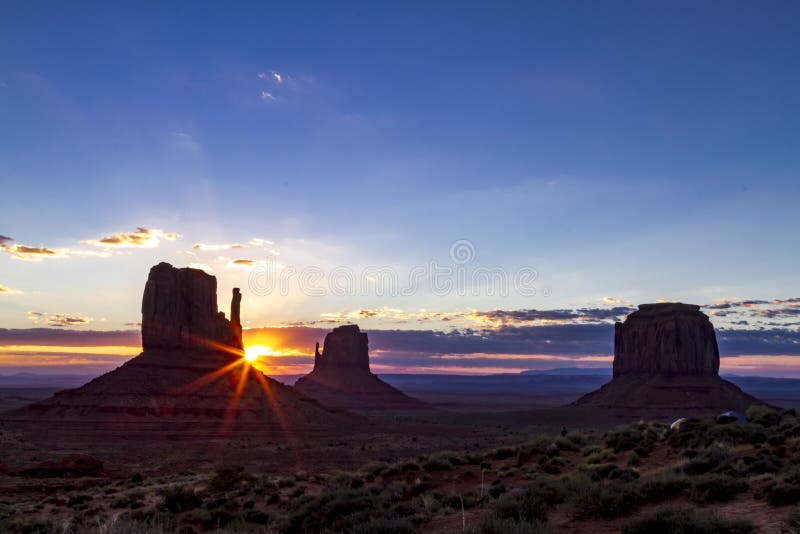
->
xmin=295 ymin=325 xmax=429 ymax=411
xmin=313 ymin=325 xmax=370 ymax=373
xmin=575 ymin=302 xmax=764 ymax=414
xmin=141 ymin=262 xmax=241 ymax=351
xmin=613 ymin=303 xmax=719 ymax=377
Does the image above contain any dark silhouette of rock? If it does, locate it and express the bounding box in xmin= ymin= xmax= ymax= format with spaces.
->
xmin=141 ymin=262 xmax=240 ymax=351
xmin=575 ymin=302 xmax=764 ymax=414
xmin=5 ymin=263 xmax=351 ymax=432
xmin=295 ymin=325 xmax=429 ymax=411
xmin=230 ymin=287 xmax=243 ymax=350
xmin=613 ymin=303 xmax=719 ymax=377
xmin=313 ymin=324 xmax=370 ymax=372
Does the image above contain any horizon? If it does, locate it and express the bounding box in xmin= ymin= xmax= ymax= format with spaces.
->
xmin=2 ymin=2 xmax=800 ymax=377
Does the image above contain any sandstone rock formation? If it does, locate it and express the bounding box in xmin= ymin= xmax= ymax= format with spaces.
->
xmin=575 ymin=302 xmax=764 ymax=415
xmin=6 ymin=263 xmax=349 ymax=432
xmin=295 ymin=325 xmax=429 ymax=411
xmin=141 ymin=262 xmax=241 ymax=351
xmin=613 ymin=303 xmax=719 ymax=377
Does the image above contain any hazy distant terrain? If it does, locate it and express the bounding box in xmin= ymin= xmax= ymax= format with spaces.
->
xmin=4 ymin=369 xmax=799 ymax=414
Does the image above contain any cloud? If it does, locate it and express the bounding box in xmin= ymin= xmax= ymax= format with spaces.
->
xmin=26 ymin=311 xmax=92 ymax=327
xmin=468 ymin=306 xmax=635 ymax=326
xmin=46 ymin=314 xmax=92 ymax=327
xmin=1 ymin=243 xmax=69 ymax=261
xmin=0 ymin=284 xmax=23 ymax=295
xmin=257 ymin=71 xmax=283 ymax=84
xmin=227 ymin=259 xmax=267 ymax=269
xmin=249 ymin=238 xmax=274 ymax=246
xmin=81 ymin=227 xmax=181 ymax=248
xmin=0 ymin=235 xmax=13 ymax=246
xmin=192 ymin=243 xmax=246 ymax=251
xmin=312 ymin=305 xmax=635 ymax=328
xmin=187 ymin=262 xmax=213 ymax=272
xmin=260 ymin=91 xmax=277 ymax=102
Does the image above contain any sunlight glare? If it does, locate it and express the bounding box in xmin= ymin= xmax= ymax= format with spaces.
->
xmin=244 ymin=344 xmax=273 ymax=362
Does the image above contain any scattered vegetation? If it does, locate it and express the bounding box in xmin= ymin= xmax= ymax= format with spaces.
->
xmin=4 ymin=407 xmax=799 ymax=533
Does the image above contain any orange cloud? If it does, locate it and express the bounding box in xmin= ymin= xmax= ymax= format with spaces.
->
xmin=81 ymin=227 xmax=181 ymax=248
xmin=0 ymin=284 xmax=22 ymax=295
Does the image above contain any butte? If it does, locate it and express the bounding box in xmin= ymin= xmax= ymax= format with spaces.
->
xmin=294 ymin=324 xmax=429 ymax=412
xmin=574 ymin=303 xmax=765 ymax=417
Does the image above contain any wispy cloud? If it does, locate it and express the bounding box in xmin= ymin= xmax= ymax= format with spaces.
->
xmin=192 ymin=242 xmax=246 ymax=251
xmin=260 ymin=91 xmax=277 ymax=102
xmin=227 ymin=258 xmax=267 ymax=269
xmin=187 ymin=262 xmax=213 ymax=272
xmin=81 ymin=227 xmax=181 ymax=248
xmin=1 ymin=242 xmax=69 ymax=261
xmin=0 ymin=235 xmax=13 ymax=246
xmin=310 ymin=305 xmax=635 ymax=329
xmin=0 ymin=284 xmax=23 ymax=295
xmin=27 ymin=311 xmax=92 ymax=327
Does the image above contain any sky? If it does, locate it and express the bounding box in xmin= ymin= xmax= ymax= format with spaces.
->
xmin=1 ymin=2 xmax=799 ymax=376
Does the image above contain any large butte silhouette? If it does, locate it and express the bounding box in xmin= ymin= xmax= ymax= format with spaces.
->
xmin=8 ymin=263 xmax=344 ymax=430
xmin=295 ymin=325 xmax=429 ymax=411
xmin=575 ymin=303 xmax=763 ymax=414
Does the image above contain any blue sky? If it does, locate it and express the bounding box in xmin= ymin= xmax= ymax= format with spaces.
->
xmin=1 ymin=2 xmax=799 ymax=373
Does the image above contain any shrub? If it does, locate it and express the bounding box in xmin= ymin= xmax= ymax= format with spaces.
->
xmin=162 ymin=486 xmax=202 ymax=513
xmin=584 ymin=448 xmax=615 ymax=464
xmin=287 ymin=488 xmax=376 ymax=533
xmin=784 ymin=508 xmax=800 ymax=532
xmin=747 ymin=405 xmax=781 ymax=427
xmin=467 ymin=516 xmax=548 ymax=534
xmin=621 ymin=505 xmax=755 ymax=534
xmin=690 ymin=474 xmax=748 ymax=504
xmin=767 ymin=482 xmax=800 ymax=506
xmin=208 ymin=465 xmax=249 ymax=493
xmin=351 ymin=517 xmax=416 ymax=534
xmin=563 ymin=474 xmax=642 ymax=520
xmin=681 ymin=445 xmax=730 ymax=476
xmin=639 ymin=472 xmax=691 ymax=503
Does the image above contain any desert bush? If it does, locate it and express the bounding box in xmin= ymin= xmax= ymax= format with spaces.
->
xmin=208 ymin=465 xmax=250 ymax=493
xmin=490 ymin=477 xmax=561 ymax=523
xmin=621 ymin=505 xmax=755 ymax=534
xmin=161 ymin=486 xmax=202 ymax=513
xmin=639 ymin=471 xmax=691 ymax=503
xmin=490 ymin=447 xmax=517 ymax=460
xmin=582 ymin=445 xmax=602 ymax=457
xmin=541 ymin=457 xmax=565 ymax=475
xmin=563 ymin=474 xmax=641 ymax=520
xmin=747 ymin=405 xmax=781 ymax=427
xmin=784 ymin=508 xmax=800 ymax=532
xmin=605 ymin=426 xmax=647 ymax=452
xmin=350 ymin=516 xmax=416 ymax=534
xmin=566 ymin=432 xmax=588 ymax=446
xmin=553 ymin=437 xmax=579 ymax=452
xmin=584 ymin=448 xmax=615 ymax=464
xmin=680 ymin=445 xmax=730 ymax=475
xmin=422 ymin=457 xmax=452 ymax=472
xmin=767 ymin=481 xmax=800 ymax=506
xmin=467 ymin=516 xmax=548 ymax=534
xmin=286 ymin=488 xmax=377 ymax=533
xmin=689 ymin=474 xmax=748 ymax=503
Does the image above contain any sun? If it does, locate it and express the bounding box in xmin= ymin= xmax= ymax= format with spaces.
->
xmin=244 ymin=345 xmax=273 ymax=362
